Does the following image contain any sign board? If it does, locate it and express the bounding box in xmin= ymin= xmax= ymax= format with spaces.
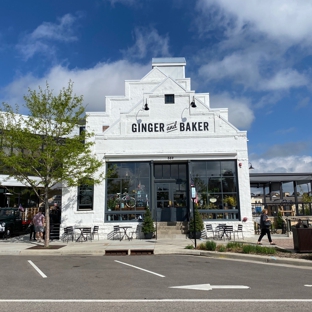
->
xmin=191 ymin=186 xmax=196 ymax=199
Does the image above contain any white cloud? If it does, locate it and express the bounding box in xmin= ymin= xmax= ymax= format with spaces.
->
xmin=105 ymin=0 xmax=138 ymax=6
xmin=260 ymin=69 xmax=308 ymax=91
xmin=198 ymin=52 xmax=261 ymax=88
xmin=16 ymin=13 xmax=79 ymax=60
xmin=197 ymin=0 xmax=312 ymax=45
xmin=195 ymin=0 xmax=312 ymax=92
xmin=210 ymin=93 xmax=254 ymax=129
xmin=121 ymin=27 xmax=171 ymax=60
xmin=0 ymin=60 xmax=150 ymax=112
xmin=251 ymin=155 xmax=312 ymax=173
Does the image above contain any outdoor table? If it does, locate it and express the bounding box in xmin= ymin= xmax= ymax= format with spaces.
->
xmin=216 ymin=224 xmax=227 ymax=239
xmin=119 ymin=226 xmax=133 ymax=241
xmin=75 ymin=227 xmax=89 ymax=242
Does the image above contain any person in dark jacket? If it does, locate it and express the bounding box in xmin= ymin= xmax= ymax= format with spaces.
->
xmin=257 ymin=208 xmax=276 ymax=245
xmin=29 ymin=221 xmax=36 ymax=241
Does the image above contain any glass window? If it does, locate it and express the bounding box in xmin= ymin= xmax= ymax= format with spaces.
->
xmin=192 ymin=160 xmax=239 ymax=221
xmin=165 ymin=94 xmax=175 ymax=104
xmin=106 ymin=162 xmax=151 ymax=221
xmin=77 ymin=180 xmax=94 ymax=211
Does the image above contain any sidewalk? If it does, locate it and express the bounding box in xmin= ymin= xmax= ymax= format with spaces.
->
xmin=0 ymin=233 xmax=310 ymax=268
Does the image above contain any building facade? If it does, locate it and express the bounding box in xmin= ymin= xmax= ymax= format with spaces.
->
xmin=62 ymin=57 xmax=253 ymax=238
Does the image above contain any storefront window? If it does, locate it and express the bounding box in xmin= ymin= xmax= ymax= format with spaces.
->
xmin=192 ymin=160 xmax=239 ymax=220
xmin=106 ymin=162 xmax=150 ymax=222
xmin=77 ymin=179 xmax=94 ymax=211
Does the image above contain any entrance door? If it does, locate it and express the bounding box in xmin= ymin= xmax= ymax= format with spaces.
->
xmin=155 ymin=183 xmax=187 ymax=222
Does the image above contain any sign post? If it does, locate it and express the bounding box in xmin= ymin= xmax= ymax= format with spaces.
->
xmin=191 ymin=185 xmax=197 ymax=248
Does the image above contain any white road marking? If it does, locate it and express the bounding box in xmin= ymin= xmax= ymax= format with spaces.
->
xmin=28 ymin=260 xmax=47 ymax=278
xmin=304 ymin=285 xmax=312 ymax=287
xmin=170 ymin=283 xmax=249 ymax=291
xmin=114 ymin=260 xmax=165 ymax=277
xmin=0 ymin=299 xmax=312 ymax=302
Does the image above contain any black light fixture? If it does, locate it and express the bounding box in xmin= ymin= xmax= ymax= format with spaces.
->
xmin=136 ymin=99 xmax=149 ymax=123
xmin=190 ymin=96 xmax=196 ymax=108
xmin=249 ymin=162 xmax=255 ymax=170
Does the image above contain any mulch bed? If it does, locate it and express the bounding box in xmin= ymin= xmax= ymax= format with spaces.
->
xmin=27 ymin=245 xmax=66 ymax=250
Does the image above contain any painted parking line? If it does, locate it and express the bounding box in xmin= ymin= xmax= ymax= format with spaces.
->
xmin=28 ymin=260 xmax=47 ymax=278
xmin=1 ymin=299 xmax=312 ymax=302
xmin=114 ymin=260 xmax=165 ymax=277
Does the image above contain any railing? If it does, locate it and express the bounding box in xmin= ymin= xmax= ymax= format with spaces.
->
xmin=252 ymin=202 xmax=312 ymax=217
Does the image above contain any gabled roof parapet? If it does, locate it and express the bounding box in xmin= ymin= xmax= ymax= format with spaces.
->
xmin=152 ymin=57 xmax=186 ymax=79
xmin=152 ymin=57 xmax=186 ymax=67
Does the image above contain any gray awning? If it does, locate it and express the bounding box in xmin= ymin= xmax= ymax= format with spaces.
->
xmin=250 ymin=173 xmax=312 ymax=187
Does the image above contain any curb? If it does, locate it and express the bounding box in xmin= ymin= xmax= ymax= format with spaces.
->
xmin=192 ymin=250 xmax=312 ymax=267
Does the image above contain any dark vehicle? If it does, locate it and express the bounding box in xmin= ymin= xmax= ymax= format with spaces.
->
xmin=0 ymin=207 xmax=24 ymax=238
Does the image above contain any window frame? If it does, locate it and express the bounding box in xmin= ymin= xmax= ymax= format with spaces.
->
xmin=165 ymin=94 xmax=175 ymax=104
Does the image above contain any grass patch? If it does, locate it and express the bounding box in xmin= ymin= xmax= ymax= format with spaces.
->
xmin=186 ymin=241 xmax=277 ymax=256
xmin=185 ymin=244 xmax=195 ymax=249
xmin=226 ymin=242 xmax=243 ymax=251
xmin=242 ymin=244 xmax=276 ymax=255
xmin=216 ymin=245 xmax=226 ymax=252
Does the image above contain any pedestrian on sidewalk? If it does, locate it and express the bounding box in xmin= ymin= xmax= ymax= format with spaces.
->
xmin=29 ymin=221 xmax=36 ymax=241
xmin=257 ymin=208 xmax=276 ymax=245
xmin=33 ymin=208 xmax=45 ymax=243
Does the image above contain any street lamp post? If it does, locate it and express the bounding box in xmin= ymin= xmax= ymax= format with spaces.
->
xmin=191 ymin=185 xmax=197 ymax=248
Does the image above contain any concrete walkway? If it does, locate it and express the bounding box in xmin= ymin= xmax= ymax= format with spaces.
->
xmin=1 ymin=233 xmax=310 ymax=269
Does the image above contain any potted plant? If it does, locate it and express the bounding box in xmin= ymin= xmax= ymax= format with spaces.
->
xmin=141 ymin=208 xmax=155 ymax=239
xmin=275 ymin=212 xmax=284 ymax=234
xmin=224 ymin=196 xmax=237 ymax=208
xmin=189 ymin=207 xmax=204 ymax=239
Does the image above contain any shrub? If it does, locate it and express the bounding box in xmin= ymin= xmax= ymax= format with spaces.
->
xmin=216 ymin=245 xmax=226 ymax=252
xmin=242 ymin=244 xmax=276 ymax=255
xmin=198 ymin=242 xmax=207 ymax=250
xmin=141 ymin=208 xmax=155 ymax=234
xmin=205 ymin=240 xmax=217 ymax=251
xmin=226 ymin=242 xmax=243 ymax=251
xmin=189 ymin=207 xmax=204 ymax=232
xmin=185 ymin=244 xmax=195 ymax=249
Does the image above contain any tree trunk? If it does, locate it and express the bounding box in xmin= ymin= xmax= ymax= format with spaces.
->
xmin=44 ymin=187 xmax=50 ymax=247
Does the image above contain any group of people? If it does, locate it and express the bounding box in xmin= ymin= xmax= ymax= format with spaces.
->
xmin=29 ymin=208 xmax=45 ymax=243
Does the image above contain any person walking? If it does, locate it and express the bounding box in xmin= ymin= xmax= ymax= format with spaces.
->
xmin=29 ymin=221 xmax=36 ymax=241
xmin=257 ymin=208 xmax=276 ymax=245
xmin=32 ymin=208 xmax=45 ymax=243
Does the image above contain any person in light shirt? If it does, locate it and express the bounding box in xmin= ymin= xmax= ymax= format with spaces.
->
xmin=32 ymin=208 xmax=45 ymax=243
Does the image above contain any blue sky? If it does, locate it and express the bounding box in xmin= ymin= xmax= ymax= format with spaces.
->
xmin=1 ymin=0 xmax=312 ymax=174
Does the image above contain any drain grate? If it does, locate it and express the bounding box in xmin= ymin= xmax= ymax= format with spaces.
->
xmin=105 ymin=249 xmax=128 ymax=256
xmin=130 ymin=249 xmax=154 ymax=255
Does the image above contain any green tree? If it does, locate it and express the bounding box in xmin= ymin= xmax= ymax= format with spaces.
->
xmin=0 ymin=81 xmax=104 ymax=247
xmin=189 ymin=207 xmax=204 ymax=233
xmin=141 ymin=208 xmax=155 ymax=235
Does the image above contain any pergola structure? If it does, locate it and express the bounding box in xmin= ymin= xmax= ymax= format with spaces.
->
xmin=250 ymin=173 xmax=312 ymax=215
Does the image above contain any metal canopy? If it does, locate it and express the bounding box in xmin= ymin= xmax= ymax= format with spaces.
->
xmin=250 ymin=173 xmax=312 ymax=188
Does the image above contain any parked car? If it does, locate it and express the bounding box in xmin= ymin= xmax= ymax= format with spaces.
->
xmin=0 ymin=207 xmax=24 ymax=238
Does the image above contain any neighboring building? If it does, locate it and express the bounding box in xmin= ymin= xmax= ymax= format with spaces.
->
xmin=62 ymin=57 xmax=253 ymax=238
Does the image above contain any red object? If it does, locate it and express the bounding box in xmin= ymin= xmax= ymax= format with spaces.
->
xmin=242 ymin=217 xmax=248 ymax=222
xmin=239 ymin=163 xmax=242 ymax=168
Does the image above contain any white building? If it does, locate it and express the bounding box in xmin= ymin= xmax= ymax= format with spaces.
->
xmin=62 ymin=57 xmax=253 ymax=238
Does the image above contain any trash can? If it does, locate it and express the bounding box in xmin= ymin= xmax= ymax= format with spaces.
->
xmin=292 ymin=227 xmax=312 ymax=252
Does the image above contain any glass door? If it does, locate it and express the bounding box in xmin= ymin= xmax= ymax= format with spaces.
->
xmin=155 ymin=183 xmax=187 ymax=222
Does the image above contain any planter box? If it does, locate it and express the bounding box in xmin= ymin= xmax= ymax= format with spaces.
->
xmin=292 ymin=228 xmax=312 ymax=253
xmin=144 ymin=232 xmax=153 ymax=239
xmin=189 ymin=232 xmax=201 ymax=239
